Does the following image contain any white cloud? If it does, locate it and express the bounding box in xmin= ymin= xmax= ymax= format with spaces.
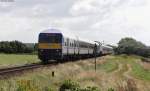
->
xmin=0 ymin=0 xmax=150 ymax=46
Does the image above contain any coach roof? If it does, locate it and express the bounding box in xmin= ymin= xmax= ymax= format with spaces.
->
xmin=41 ymin=28 xmax=78 ymax=39
xmin=40 ymin=28 xmax=95 ymax=44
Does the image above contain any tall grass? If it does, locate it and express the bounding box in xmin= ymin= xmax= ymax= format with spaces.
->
xmin=0 ymin=55 xmax=149 ymax=91
xmin=117 ymin=79 xmax=138 ymax=91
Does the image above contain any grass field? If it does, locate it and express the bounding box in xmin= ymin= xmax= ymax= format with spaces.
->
xmin=0 ymin=54 xmax=40 ymax=68
xmin=0 ymin=54 xmax=149 ymax=91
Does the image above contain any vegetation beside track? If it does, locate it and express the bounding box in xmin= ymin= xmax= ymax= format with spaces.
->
xmin=98 ymin=59 xmax=118 ymax=73
xmin=132 ymin=62 xmax=150 ymax=81
xmin=0 ymin=55 xmax=149 ymax=91
xmin=0 ymin=54 xmax=40 ymax=68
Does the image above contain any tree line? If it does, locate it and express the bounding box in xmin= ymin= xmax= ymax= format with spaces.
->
xmin=1 ymin=38 xmax=150 ymax=57
xmin=0 ymin=40 xmax=37 ymax=54
xmin=114 ymin=37 xmax=150 ymax=57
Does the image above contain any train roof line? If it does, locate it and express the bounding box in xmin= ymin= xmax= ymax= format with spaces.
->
xmin=40 ymin=28 xmax=95 ymax=44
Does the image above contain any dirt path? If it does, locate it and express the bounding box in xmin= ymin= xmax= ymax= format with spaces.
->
xmin=123 ymin=64 xmax=133 ymax=79
xmin=113 ymin=62 xmax=122 ymax=74
xmin=115 ymin=62 xmax=150 ymax=91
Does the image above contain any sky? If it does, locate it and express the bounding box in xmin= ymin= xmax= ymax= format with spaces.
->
xmin=0 ymin=0 xmax=150 ymax=46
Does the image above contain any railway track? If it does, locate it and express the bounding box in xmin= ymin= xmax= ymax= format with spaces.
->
xmin=0 ymin=57 xmax=102 ymax=78
xmin=0 ymin=63 xmax=47 ymax=78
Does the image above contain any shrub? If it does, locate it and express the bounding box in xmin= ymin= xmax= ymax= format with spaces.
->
xmin=107 ymin=88 xmax=115 ymax=91
xmin=59 ymin=80 xmax=80 ymax=91
xmin=59 ymin=80 xmax=101 ymax=91
xmin=81 ymin=86 xmax=100 ymax=91
xmin=44 ymin=87 xmax=53 ymax=91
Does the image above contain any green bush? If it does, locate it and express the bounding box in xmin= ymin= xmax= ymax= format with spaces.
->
xmin=59 ymin=80 xmax=101 ymax=91
xmin=81 ymin=86 xmax=100 ymax=91
xmin=59 ymin=80 xmax=80 ymax=91
xmin=107 ymin=88 xmax=115 ymax=91
xmin=44 ymin=87 xmax=53 ymax=91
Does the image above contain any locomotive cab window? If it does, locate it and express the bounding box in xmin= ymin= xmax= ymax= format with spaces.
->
xmin=39 ymin=33 xmax=62 ymax=43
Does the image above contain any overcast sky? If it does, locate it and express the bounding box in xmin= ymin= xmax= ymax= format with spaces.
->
xmin=0 ymin=0 xmax=150 ymax=45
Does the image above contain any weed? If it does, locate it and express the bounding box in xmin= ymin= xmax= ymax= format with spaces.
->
xmin=16 ymin=80 xmax=40 ymax=91
xmin=107 ymin=88 xmax=115 ymax=91
xmin=59 ymin=80 xmax=100 ymax=91
xmin=43 ymin=87 xmax=53 ymax=91
xmin=59 ymin=79 xmax=80 ymax=91
xmin=117 ymin=79 xmax=137 ymax=91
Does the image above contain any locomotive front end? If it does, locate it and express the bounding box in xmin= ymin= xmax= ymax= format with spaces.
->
xmin=38 ymin=30 xmax=63 ymax=63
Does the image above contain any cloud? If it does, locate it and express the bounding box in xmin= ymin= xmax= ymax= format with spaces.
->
xmin=0 ymin=0 xmax=149 ymax=46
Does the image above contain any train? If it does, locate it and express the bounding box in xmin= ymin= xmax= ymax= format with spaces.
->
xmin=38 ymin=28 xmax=113 ymax=63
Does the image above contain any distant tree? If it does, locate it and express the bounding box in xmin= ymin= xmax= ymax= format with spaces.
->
xmin=116 ymin=37 xmax=149 ymax=56
xmin=34 ymin=43 xmax=38 ymax=51
xmin=0 ymin=40 xmax=34 ymax=54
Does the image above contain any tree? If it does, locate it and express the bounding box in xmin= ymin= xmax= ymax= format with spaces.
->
xmin=0 ymin=40 xmax=34 ymax=54
xmin=116 ymin=37 xmax=147 ymax=55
